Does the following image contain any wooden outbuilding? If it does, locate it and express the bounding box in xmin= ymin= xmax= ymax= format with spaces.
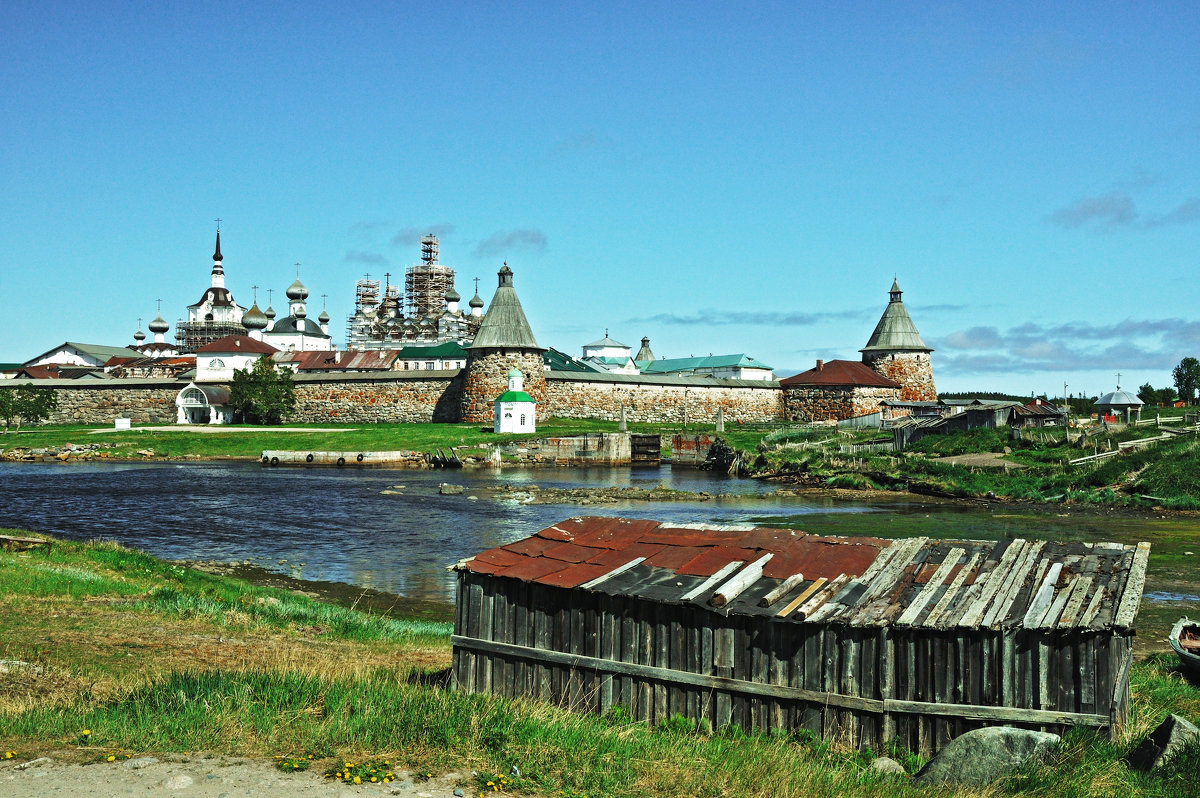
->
xmin=452 ymin=517 xmax=1148 ymax=756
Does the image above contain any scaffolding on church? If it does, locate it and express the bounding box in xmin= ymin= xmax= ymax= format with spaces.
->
xmin=175 ymin=320 xmax=248 ymax=353
xmin=404 ymin=235 xmax=455 ymax=320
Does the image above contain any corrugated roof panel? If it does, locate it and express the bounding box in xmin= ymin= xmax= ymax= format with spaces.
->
xmin=676 ymin=546 xmax=760 ymax=577
xmin=541 ymin=541 xmax=607 ymax=563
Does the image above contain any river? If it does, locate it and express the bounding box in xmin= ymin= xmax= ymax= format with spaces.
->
xmin=1 ymin=462 xmax=1197 ymax=623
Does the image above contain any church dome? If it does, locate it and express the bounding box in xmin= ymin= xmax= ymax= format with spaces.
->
xmin=318 ymin=309 xmax=330 ymax=324
xmin=134 ymin=328 xmax=146 ymax=343
xmin=286 ymin=278 xmax=308 ymax=301
xmin=469 ymin=292 xmax=484 ymax=309
xmin=445 ymin=287 xmax=461 ymax=302
xmin=264 ymin=305 xmax=277 ymax=320
xmin=148 ymin=313 xmax=170 ymax=334
xmin=242 ymin=303 xmax=269 ymax=331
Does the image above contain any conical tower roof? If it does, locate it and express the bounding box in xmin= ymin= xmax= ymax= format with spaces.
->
xmin=860 ymin=280 xmax=932 ymax=353
xmin=468 ymin=264 xmax=541 ymax=350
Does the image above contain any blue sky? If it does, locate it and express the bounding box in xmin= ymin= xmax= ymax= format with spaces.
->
xmin=3 ymin=1 xmax=1198 ymax=398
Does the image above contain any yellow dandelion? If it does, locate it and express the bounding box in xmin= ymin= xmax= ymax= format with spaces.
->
xmin=371 ymin=776 xmax=377 ymax=782
xmin=107 ymin=755 xmax=115 ymax=762
xmin=353 ymin=776 xmax=361 ymax=785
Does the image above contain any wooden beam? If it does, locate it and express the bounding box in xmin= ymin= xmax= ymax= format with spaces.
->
xmin=580 ymin=557 xmax=646 ymax=590
xmin=711 ymin=553 xmax=773 ymax=608
xmin=450 ymin=634 xmax=1111 ymax=727
xmin=759 ymin=572 xmax=805 ymax=608
xmin=1112 ymin=542 xmax=1151 ymax=630
xmin=680 ymin=561 xmax=744 ymax=602
xmin=775 ymin=577 xmax=825 ymax=618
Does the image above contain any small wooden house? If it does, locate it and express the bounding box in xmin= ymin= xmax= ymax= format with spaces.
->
xmin=452 ymin=517 xmax=1148 ymax=756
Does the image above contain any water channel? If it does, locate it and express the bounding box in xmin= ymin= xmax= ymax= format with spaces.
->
xmin=1 ymin=463 xmax=1197 ymax=628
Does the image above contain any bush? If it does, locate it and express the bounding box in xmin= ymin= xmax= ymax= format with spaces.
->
xmin=229 ymin=357 xmax=296 ymax=424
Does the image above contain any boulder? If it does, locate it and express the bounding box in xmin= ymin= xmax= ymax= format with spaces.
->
xmin=439 ymin=483 xmax=465 ymax=495
xmin=915 ymin=726 xmax=1060 ymax=787
xmin=870 ymin=756 xmax=908 ymax=775
xmin=1127 ymin=714 xmax=1200 ymax=771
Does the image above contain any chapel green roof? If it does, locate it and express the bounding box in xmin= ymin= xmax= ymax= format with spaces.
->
xmin=495 ymin=390 xmax=535 ymax=403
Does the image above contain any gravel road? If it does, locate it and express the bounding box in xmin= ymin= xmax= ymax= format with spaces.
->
xmin=0 ymin=754 xmax=471 ymax=798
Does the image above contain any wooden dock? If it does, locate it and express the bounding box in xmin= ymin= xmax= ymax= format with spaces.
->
xmin=261 ymin=450 xmax=427 ymax=467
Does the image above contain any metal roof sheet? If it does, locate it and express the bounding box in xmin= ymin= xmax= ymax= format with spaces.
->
xmin=779 ymin=359 xmax=900 ymax=388
xmin=455 ymin=516 xmax=1148 ymax=632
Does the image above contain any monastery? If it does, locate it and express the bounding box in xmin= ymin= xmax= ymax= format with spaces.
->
xmin=7 ymin=225 xmax=939 ymax=428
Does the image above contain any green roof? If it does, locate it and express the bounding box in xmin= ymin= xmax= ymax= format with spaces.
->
xmin=637 ymin=354 xmax=773 ymax=373
xmin=544 ymin=348 xmax=598 ymax=372
xmin=468 ymin=265 xmax=541 ymax=350
xmin=396 ymin=341 xmax=467 ymax=358
xmin=860 ymin=281 xmax=931 ymax=353
xmin=496 ymin=390 xmax=535 ymax=403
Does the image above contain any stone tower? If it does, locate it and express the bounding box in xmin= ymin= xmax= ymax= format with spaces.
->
xmin=860 ymin=279 xmax=937 ymax=401
xmin=460 ymin=263 xmax=546 ymax=422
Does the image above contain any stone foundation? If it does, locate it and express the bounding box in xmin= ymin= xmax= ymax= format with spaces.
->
xmin=782 ymin=385 xmax=901 ymax=422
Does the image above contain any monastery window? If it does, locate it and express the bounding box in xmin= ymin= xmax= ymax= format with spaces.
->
xmin=208 ymin=359 xmax=225 ymax=368
xmin=520 ymin=414 xmax=526 ymax=425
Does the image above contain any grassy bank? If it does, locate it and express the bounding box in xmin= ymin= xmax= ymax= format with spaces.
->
xmin=746 ymin=418 xmax=1200 ymax=510
xmin=0 ymin=418 xmax=719 ymax=460
xmin=1 ymin=536 xmax=1198 ymax=796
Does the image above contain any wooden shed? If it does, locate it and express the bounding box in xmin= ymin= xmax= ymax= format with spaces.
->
xmin=451 ymin=517 xmax=1148 ymax=756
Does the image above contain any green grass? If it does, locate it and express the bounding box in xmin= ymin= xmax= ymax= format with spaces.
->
xmin=1 ymin=418 xmax=740 ymax=460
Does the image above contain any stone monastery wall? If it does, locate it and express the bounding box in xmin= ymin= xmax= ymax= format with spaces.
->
xmin=864 ymin=352 xmax=937 ymax=402
xmin=290 ymin=373 xmax=463 ymax=423
xmin=11 ymin=371 xmax=788 ymax=426
xmin=17 ymin=379 xmax=182 ymax=425
xmin=544 ymin=373 xmax=784 ymax=423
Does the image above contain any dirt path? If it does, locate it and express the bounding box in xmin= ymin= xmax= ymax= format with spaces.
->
xmin=0 ymin=754 xmax=470 ymax=798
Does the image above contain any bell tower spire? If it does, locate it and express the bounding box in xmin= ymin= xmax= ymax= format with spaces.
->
xmin=211 ymin=220 xmax=225 ymax=289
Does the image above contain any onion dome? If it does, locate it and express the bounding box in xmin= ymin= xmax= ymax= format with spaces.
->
xmin=318 ymin=309 xmax=330 ymax=324
xmin=134 ymin=328 xmax=146 ymax=343
xmin=469 ymin=292 xmax=484 ymax=309
xmin=264 ymin=304 xmax=277 ymax=320
xmin=148 ymin=313 xmax=170 ymax=334
xmin=213 ymin=231 xmax=223 ymax=262
xmin=286 ymin=277 xmax=308 ymax=301
xmin=241 ymin=303 xmax=269 ymax=331
xmin=445 ymin=287 xmax=461 ymax=303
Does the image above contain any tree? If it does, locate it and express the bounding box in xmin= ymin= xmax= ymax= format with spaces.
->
xmin=229 ymin=357 xmax=296 ymax=424
xmin=1137 ymin=383 xmax=1157 ymax=405
xmin=1173 ymin=357 xmax=1200 ymax=405
xmin=1156 ymin=386 xmax=1178 ymax=407
xmin=0 ymin=386 xmax=59 ymax=433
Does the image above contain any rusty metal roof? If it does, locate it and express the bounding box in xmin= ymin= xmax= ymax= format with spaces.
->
xmin=454 ymin=516 xmax=1149 ymax=632
xmin=779 ymin=360 xmax=900 ymax=389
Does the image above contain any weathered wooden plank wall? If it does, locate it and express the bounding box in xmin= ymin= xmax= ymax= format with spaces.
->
xmin=452 ymin=572 xmax=1132 ymax=757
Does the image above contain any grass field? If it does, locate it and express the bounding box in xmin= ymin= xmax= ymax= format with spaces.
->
xmin=1 ymin=536 xmax=1198 ymax=796
xmin=0 ymin=418 xmax=727 ymax=460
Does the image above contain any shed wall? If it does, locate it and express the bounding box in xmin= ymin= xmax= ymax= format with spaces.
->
xmin=452 ymin=572 xmax=1131 ymax=757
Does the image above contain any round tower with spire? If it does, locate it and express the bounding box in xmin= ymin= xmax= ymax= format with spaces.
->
xmin=460 ymin=263 xmax=546 ymax=422
xmin=860 ymin=279 xmax=937 ymax=401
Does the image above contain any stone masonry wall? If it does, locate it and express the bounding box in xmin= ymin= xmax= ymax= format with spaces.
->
xmin=863 ymin=352 xmax=937 ymax=402
xmin=291 ymin=374 xmax=462 ymax=423
xmin=461 ymin=351 xmax=547 ymax=423
xmin=782 ymin=385 xmax=901 ymax=422
xmin=17 ymin=381 xmax=182 ymax=425
xmin=544 ymin=375 xmax=783 ymax=423
xmin=15 ymin=370 xmax=784 ymax=427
